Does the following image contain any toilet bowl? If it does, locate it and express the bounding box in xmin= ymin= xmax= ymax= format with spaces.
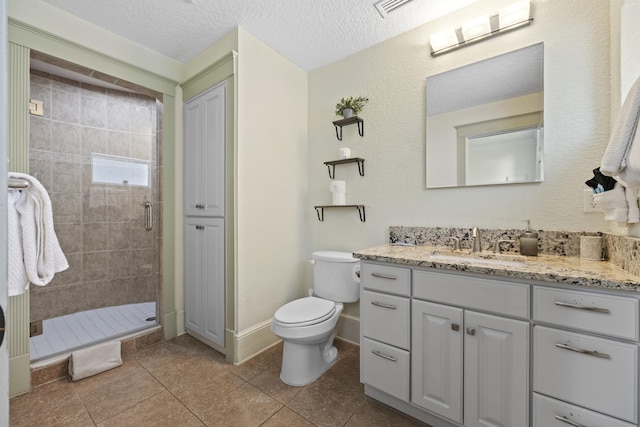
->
xmin=271 ymin=251 xmax=360 ymax=386
xmin=272 ymin=297 xmax=343 ymax=386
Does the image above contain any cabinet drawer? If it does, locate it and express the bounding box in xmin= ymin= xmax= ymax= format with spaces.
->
xmin=361 ymin=290 xmax=410 ymax=350
xmin=533 ymin=393 xmax=636 ymax=427
xmin=413 ymin=269 xmax=529 ymax=318
xmin=534 ymin=286 xmax=639 ymax=341
xmin=361 ymin=263 xmax=410 ymax=296
xmin=362 ymin=338 xmax=410 ymax=402
xmin=533 ymin=326 xmax=638 ymax=423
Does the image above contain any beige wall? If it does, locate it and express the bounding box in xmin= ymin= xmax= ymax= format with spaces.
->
xmin=235 ymin=28 xmax=309 ymax=332
xmin=309 ymin=0 xmax=614 ymax=258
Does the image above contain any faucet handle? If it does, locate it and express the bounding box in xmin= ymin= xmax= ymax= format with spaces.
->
xmin=494 ymin=239 xmax=516 ymax=254
xmin=444 ymin=236 xmax=461 ymax=251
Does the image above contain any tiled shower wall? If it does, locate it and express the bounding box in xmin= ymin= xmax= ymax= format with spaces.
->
xmin=28 ymin=70 xmax=161 ymax=322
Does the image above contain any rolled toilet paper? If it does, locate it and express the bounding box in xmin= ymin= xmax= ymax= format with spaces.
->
xmin=332 ymin=192 xmax=346 ymax=205
xmin=339 ymin=147 xmax=351 ymax=159
xmin=329 ymin=180 xmax=346 ymax=193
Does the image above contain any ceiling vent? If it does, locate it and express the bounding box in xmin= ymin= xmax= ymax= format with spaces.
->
xmin=375 ymin=0 xmax=414 ymax=17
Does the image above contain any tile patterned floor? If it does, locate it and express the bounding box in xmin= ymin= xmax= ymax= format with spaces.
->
xmin=10 ymin=334 xmax=428 ymax=426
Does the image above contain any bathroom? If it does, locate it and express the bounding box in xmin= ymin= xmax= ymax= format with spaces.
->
xmin=2 ymin=0 xmax=640 ymax=425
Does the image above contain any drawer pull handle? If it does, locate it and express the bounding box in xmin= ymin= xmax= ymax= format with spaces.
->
xmin=371 ymin=301 xmax=397 ymax=310
xmin=554 ymin=415 xmax=587 ymax=427
xmin=372 ymin=350 xmax=397 ymax=362
xmin=371 ymin=273 xmax=397 ymax=280
xmin=555 ymin=343 xmax=611 ymax=359
xmin=554 ymin=301 xmax=610 ymax=314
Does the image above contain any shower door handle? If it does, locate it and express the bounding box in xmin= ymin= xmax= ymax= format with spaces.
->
xmin=144 ymin=202 xmax=153 ymax=232
xmin=0 ymin=305 xmax=5 ymax=348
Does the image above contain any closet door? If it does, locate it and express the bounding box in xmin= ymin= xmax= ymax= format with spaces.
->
xmin=184 ymin=217 xmax=225 ymax=347
xmin=184 ymin=82 xmax=226 ymax=218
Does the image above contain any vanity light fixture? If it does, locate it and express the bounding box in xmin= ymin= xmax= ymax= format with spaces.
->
xmin=429 ymin=0 xmax=532 ymax=57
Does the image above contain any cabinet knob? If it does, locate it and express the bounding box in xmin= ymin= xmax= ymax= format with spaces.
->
xmin=466 ymin=327 xmax=476 ymax=336
xmin=195 ymin=204 xmax=204 ymax=209
xmin=451 ymin=323 xmax=460 ymax=332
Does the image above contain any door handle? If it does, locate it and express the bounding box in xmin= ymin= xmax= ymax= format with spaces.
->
xmin=144 ymin=202 xmax=153 ymax=232
xmin=0 ymin=305 xmax=5 ymax=348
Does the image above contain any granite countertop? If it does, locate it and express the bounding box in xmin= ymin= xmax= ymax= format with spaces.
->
xmin=353 ymin=244 xmax=640 ymax=293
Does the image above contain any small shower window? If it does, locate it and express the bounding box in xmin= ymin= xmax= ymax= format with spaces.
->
xmin=91 ymin=154 xmax=151 ymax=187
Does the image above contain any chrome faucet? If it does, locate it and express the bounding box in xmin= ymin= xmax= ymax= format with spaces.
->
xmin=472 ymin=227 xmax=482 ymax=253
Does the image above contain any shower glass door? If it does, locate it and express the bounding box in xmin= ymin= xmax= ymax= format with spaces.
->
xmin=27 ymin=67 xmax=161 ymax=361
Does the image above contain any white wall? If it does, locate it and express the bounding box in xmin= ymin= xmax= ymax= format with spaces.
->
xmin=235 ymin=28 xmax=309 ymax=332
xmin=308 ymin=0 xmax=613 ymax=261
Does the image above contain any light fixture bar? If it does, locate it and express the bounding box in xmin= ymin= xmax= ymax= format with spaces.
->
xmin=429 ymin=0 xmax=533 ymax=57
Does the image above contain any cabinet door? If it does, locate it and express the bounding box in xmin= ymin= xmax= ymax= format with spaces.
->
xmin=464 ymin=311 xmax=529 ymax=427
xmin=411 ymin=300 xmax=463 ymax=424
xmin=184 ymin=217 xmax=225 ymax=347
xmin=184 ymin=82 xmax=226 ymax=217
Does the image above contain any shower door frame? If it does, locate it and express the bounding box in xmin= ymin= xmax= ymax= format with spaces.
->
xmin=7 ymin=18 xmax=179 ymax=396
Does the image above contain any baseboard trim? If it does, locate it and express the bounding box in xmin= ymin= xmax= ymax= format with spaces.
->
xmin=229 ymin=314 xmax=361 ymax=365
xmin=232 ymin=319 xmax=279 ymax=365
xmin=337 ymin=313 xmax=360 ymax=345
xmin=9 ymin=354 xmax=31 ymax=396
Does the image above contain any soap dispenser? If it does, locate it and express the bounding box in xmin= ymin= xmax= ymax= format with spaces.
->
xmin=519 ymin=220 xmax=539 ymax=256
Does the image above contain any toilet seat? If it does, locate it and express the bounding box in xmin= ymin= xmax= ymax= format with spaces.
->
xmin=274 ymin=297 xmax=336 ymax=327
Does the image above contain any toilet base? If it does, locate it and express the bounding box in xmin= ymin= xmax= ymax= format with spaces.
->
xmin=280 ymin=340 xmax=338 ymax=386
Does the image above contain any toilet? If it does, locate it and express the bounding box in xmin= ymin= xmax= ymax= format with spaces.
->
xmin=271 ymin=251 xmax=360 ymax=386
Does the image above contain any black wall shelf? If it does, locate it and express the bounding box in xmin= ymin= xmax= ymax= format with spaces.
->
xmin=323 ymin=158 xmax=365 ymax=179
xmin=314 ymin=205 xmax=366 ymax=222
xmin=332 ymin=116 xmax=364 ymax=141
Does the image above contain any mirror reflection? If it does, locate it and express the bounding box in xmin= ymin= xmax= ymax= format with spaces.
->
xmin=426 ymin=43 xmax=544 ymax=188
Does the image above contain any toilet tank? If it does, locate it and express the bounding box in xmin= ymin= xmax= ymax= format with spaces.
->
xmin=312 ymin=251 xmax=360 ymax=303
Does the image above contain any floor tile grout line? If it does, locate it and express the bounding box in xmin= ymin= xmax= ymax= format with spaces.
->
xmin=70 ymin=377 xmax=98 ymax=426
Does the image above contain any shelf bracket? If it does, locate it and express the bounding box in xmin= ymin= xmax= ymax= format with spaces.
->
xmin=326 ymin=164 xmax=336 ymax=179
xmin=356 ymin=158 xmax=364 ymax=176
xmin=356 ymin=205 xmax=366 ymax=222
xmin=315 ymin=206 xmax=324 ymax=221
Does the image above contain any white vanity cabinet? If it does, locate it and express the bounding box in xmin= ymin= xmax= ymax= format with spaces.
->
xmin=360 ymin=259 xmax=640 ymax=427
xmin=533 ymin=286 xmax=640 ymax=426
xmin=360 ymin=263 xmax=411 ymax=402
xmin=412 ymin=270 xmax=529 ymax=427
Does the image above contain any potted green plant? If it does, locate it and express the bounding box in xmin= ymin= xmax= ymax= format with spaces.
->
xmin=335 ymin=96 xmax=369 ymax=118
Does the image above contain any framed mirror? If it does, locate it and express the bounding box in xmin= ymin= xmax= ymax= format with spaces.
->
xmin=426 ymin=43 xmax=544 ymax=188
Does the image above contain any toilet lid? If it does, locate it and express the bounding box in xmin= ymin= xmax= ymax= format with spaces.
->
xmin=274 ymin=297 xmax=336 ymax=327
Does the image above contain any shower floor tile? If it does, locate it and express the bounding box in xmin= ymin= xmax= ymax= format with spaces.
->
xmin=30 ymin=302 xmax=157 ymax=362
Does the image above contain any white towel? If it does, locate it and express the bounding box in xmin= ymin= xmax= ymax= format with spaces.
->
xmin=8 ymin=190 xmax=28 ymax=296
xmin=615 ymin=125 xmax=640 ymax=188
xmin=601 ymin=75 xmax=640 ymax=176
xmin=593 ymin=183 xmax=628 ymax=225
xmin=8 ymin=172 xmax=68 ymax=291
xmin=69 ymin=341 xmax=122 ymax=381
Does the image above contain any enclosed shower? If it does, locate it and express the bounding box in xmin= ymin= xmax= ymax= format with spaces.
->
xmin=27 ymin=59 xmax=162 ymax=362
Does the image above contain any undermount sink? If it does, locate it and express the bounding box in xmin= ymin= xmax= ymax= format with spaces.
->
xmin=427 ymin=253 xmax=527 ymax=268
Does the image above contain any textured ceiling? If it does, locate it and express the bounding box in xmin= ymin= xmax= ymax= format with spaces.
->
xmin=41 ymin=0 xmax=478 ymax=71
